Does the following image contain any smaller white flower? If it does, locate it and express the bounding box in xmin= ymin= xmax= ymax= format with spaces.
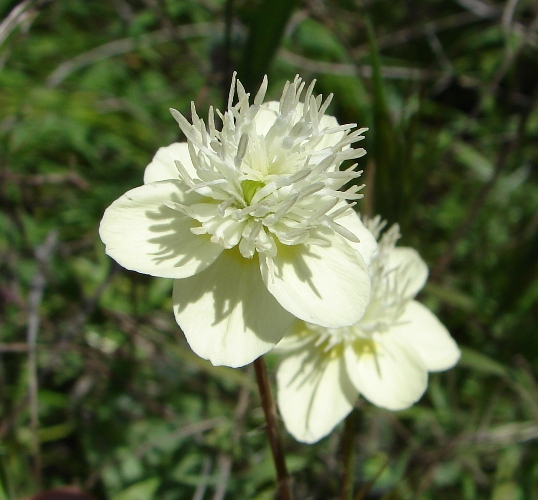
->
xmin=275 ymin=217 xmax=460 ymax=443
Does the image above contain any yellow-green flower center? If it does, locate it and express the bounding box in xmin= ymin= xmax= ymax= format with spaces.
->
xmin=241 ymin=179 xmax=264 ymax=205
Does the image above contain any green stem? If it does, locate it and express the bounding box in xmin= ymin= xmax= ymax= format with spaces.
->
xmin=253 ymin=356 xmax=293 ymax=500
xmin=340 ymin=411 xmax=356 ymax=500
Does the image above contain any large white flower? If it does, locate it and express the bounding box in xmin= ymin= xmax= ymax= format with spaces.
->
xmin=99 ymin=75 xmax=377 ymax=368
xmin=275 ymin=217 xmax=460 ymax=443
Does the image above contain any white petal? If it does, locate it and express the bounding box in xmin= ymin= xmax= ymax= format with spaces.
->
xmin=144 ymin=142 xmax=196 ymax=184
xmin=390 ymin=301 xmax=460 ymax=371
xmin=344 ymin=334 xmax=428 ymax=410
xmin=173 ymin=250 xmax=294 ymax=368
xmin=277 ymin=342 xmax=357 ymax=443
xmin=260 ymin=232 xmax=371 ymax=328
xmin=254 ymin=101 xmax=279 ymax=136
xmin=336 ymin=204 xmax=378 ymax=266
xmin=273 ymin=320 xmax=315 ymax=354
xmin=315 ymin=114 xmax=343 ymax=150
xmin=388 ymin=247 xmax=428 ymax=299
xmin=99 ymin=181 xmax=223 ymax=279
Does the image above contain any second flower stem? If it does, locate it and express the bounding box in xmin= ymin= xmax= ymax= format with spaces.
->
xmin=340 ymin=411 xmax=357 ymax=500
xmin=253 ymin=356 xmax=293 ymax=500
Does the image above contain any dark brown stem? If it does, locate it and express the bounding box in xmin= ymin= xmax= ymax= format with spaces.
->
xmin=253 ymin=356 xmax=293 ymax=500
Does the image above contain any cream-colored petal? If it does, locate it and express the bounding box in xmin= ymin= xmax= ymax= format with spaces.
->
xmin=173 ymin=249 xmax=294 ymax=368
xmin=336 ymin=204 xmax=378 ymax=266
xmin=254 ymin=101 xmax=280 ymax=136
xmin=277 ymin=344 xmax=357 ymax=443
xmin=143 ymin=142 xmax=196 ymax=184
xmin=260 ymin=232 xmax=371 ymax=328
xmin=388 ymin=247 xmax=428 ymax=299
xmin=344 ymin=334 xmax=428 ymax=411
xmin=99 ymin=181 xmax=222 ymax=279
xmin=273 ymin=320 xmax=316 ymax=354
xmin=390 ymin=301 xmax=460 ymax=372
xmin=315 ymin=114 xmax=343 ymax=150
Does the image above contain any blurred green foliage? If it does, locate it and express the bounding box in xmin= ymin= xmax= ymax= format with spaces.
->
xmin=0 ymin=0 xmax=537 ymax=498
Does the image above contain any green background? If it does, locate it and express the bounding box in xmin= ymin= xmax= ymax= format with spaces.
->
xmin=0 ymin=0 xmax=537 ymax=498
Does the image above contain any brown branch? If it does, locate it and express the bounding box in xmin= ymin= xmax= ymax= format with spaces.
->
xmin=212 ymin=454 xmax=232 ymax=500
xmin=0 ymin=342 xmax=28 ymax=353
xmin=4 ymin=171 xmax=89 ymax=190
xmin=0 ymin=0 xmax=42 ymax=49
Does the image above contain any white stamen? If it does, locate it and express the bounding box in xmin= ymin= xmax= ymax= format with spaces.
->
xmin=168 ymin=75 xmax=368 ymax=257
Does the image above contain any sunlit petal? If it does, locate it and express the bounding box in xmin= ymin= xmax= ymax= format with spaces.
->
xmin=273 ymin=320 xmax=316 ymax=354
xmin=344 ymin=335 xmax=428 ymax=410
xmin=99 ymin=181 xmax=222 ymax=279
xmin=144 ymin=142 xmax=196 ymax=184
xmin=173 ymin=250 xmax=294 ymax=367
xmin=391 ymin=301 xmax=460 ymax=371
xmin=277 ymin=341 xmax=357 ymax=443
xmin=336 ymin=204 xmax=378 ymax=266
xmin=261 ymin=232 xmax=371 ymax=328
xmin=388 ymin=247 xmax=428 ymax=299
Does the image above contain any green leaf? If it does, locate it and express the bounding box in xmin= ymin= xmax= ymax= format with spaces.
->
xmin=365 ymin=18 xmax=402 ymax=222
xmin=238 ymin=0 xmax=298 ymax=92
xmin=424 ymin=283 xmax=476 ymax=312
xmin=453 ymin=141 xmax=494 ymax=182
xmin=294 ymin=18 xmax=346 ymax=62
xmin=458 ymin=347 xmax=508 ymax=377
xmin=111 ymin=477 xmax=160 ymax=500
xmin=38 ymin=423 xmax=74 ymax=443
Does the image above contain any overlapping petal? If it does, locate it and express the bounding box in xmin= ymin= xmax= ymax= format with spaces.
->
xmin=260 ymin=232 xmax=371 ymax=328
xmin=387 ymin=247 xmax=428 ymax=298
xmin=274 ymin=215 xmax=460 ymax=442
xmin=99 ymin=181 xmax=223 ymax=279
xmin=173 ymin=249 xmax=295 ymax=368
xmin=272 ymin=321 xmax=317 ymax=354
xmin=277 ymin=342 xmax=357 ymax=443
xmin=344 ymin=335 xmax=428 ymax=411
xmin=336 ymin=205 xmax=378 ymax=266
xmin=143 ymin=142 xmax=195 ymax=184
xmin=391 ymin=301 xmax=461 ymax=371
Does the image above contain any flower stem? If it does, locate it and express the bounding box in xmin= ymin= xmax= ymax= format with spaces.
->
xmin=253 ymin=356 xmax=293 ymax=500
xmin=340 ymin=411 xmax=356 ymax=500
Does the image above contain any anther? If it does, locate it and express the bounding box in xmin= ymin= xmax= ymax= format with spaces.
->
xmin=235 ymin=134 xmax=249 ymax=168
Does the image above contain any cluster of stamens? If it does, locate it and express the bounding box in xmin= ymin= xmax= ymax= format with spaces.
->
xmin=166 ymin=74 xmax=368 ymax=259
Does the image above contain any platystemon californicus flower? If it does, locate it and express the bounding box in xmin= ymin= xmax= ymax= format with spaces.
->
xmin=275 ymin=216 xmax=460 ymax=443
xmin=99 ymin=75 xmax=376 ymax=367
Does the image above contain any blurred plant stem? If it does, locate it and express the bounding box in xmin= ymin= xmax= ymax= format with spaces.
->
xmin=340 ymin=412 xmax=356 ymax=500
xmin=220 ymin=0 xmax=235 ymax=107
xmin=253 ymin=357 xmax=293 ymax=500
xmin=27 ymin=230 xmax=57 ymax=489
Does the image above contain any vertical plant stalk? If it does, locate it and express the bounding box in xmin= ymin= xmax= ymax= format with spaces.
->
xmin=27 ymin=230 xmax=57 ymax=488
xmin=253 ymin=357 xmax=293 ymax=500
xmin=221 ymin=0 xmax=234 ymax=105
xmin=340 ymin=411 xmax=356 ymax=500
